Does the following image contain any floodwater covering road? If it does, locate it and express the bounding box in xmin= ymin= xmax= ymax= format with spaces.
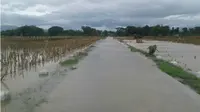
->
xmin=35 ymin=37 xmax=200 ymax=112
xmin=125 ymin=40 xmax=200 ymax=77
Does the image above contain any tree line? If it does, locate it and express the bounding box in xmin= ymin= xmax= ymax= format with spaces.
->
xmin=1 ymin=25 xmax=200 ymax=37
xmin=116 ymin=25 xmax=200 ymax=36
xmin=0 ymin=25 xmax=111 ymax=37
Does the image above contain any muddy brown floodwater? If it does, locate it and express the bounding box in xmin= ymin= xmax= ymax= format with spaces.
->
xmin=125 ymin=40 xmax=200 ymax=77
xmin=1 ymin=41 xmax=99 ymax=112
xmin=34 ymin=37 xmax=200 ymax=112
xmin=1 ymin=54 xmax=78 ymax=112
xmin=2 ymin=38 xmax=200 ymax=112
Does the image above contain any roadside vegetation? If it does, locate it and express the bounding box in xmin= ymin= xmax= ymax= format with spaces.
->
xmin=127 ymin=45 xmax=200 ymax=94
xmin=60 ymin=58 xmax=79 ymax=66
xmin=60 ymin=51 xmax=89 ymax=66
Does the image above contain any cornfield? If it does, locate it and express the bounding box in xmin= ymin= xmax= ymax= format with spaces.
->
xmin=1 ymin=37 xmax=99 ymax=81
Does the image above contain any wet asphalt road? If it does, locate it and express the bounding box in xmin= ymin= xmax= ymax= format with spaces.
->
xmin=35 ymin=37 xmax=200 ymax=112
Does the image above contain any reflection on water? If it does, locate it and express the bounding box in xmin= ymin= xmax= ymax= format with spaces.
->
xmin=1 ymin=44 xmax=68 ymax=110
xmin=1 ymin=38 xmax=98 ymax=80
xmin=1 ymin=82 xmax=11 ymax=110
xmin=0 ymin=38 xmax=99 ymax=111
xmin=1 ymin=45 xmax=69 ymax=80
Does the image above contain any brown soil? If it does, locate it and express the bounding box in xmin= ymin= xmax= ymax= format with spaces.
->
xmin=1 ymin=37 xmax=100 ymax=49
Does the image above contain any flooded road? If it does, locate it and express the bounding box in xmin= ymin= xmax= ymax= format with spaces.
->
xmin=125 ymin=40 xmax=200 ymax=77
xmin=34 ymin=37 xmax=200 ymax=112
xmin=1 ymin=45 xmax=95 ymax=112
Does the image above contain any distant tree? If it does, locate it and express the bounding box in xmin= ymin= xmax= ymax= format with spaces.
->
xmin=194 ymin=27 xmax=200 ymax=35
xmin=150 ymin=25 xmax=160 ymax=36
xmin=126 ymin=26 xmax=135 ymax=36
xmin=116 ymin=27 xmax=126 ymax=36
xmin=60 ymin=29 xmax=83 ymax=36
xmin=1 ymin=25 xmax=45 ymax=36
xmin=126 ymin=26 xmax=144 ymax=36
xmin=102 ymin=30 xmax=108 ymax=37
xmin=142 ymin=25 xmax=150 ymax=36
xmin=18 ymin=25 xmax=45 ymax=36
xmin=107 ymin=31 xmax=116 ymax=36
xmin=96 ymin=30 xmax=102 ymax=36
xmin=182 ymin=27 xmax=188 ymax=36
xmin=48 ymin=26 xmax=64 ymax=36
xmin=1 ymin=24 xmax=200 ymax=37
xmin=1 ymin=30 xmax=16 ymax=36
xmin=161 ymin=26 xmax=170 ymax=36
xmin=174 ymin=27 xmax=180 ymax=35
xmin=81 ymin=26 xmax=98 ymax=36
xmin=114 ymin=25 xmax=184 ymax=37
xmin=169 ymin=27 xmax=179 ymax=36
xmin=170 ymin=27 xmax=175 ymax=36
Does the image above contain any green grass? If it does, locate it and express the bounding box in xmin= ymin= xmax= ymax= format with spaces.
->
xmin=128 ymin=45 xmax=153 ymax=57
xmin=128 ymin=46 xmax=138 ymax=52
xmin=127 ymin=44 xmax=200 ymax=94
xmin=155 ymin=59 xmax=200 ymax=94
xmin=59 ymin=48 xmax=89 ymax=66
xmin=156 ymin=60 xmax=196 ymax=79
xmin=60 ymin=58 xmax=79 ymax=66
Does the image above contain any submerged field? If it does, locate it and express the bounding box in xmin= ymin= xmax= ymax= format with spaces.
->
xmin=120 ymin=38 xmax=200 ymax=94
xmin=117 ymin=36 xmax=200 ymax=45
xmin=144 ymin=36 xmax=200 ymax=45
xmin=1 ymin=36 xmax=100 ymax=112
xmin=1 ymin=37 xmax=99 ymax=81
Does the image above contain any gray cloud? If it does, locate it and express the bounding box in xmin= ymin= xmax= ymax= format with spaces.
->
xmin=1 ymin=0 xmax=200 ymax=29
xmin=1 ymin=13 xmax=46 ymax=26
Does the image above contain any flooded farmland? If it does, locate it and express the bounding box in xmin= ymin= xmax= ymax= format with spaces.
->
xmin=0 ymin=37 xmax=99 ymax=112
xmin=124 ymin=39 xmax=200 ymax=77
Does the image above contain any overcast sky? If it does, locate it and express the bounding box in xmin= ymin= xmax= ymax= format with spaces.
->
xmin=1 ymin=0 xmax=200 ymax=30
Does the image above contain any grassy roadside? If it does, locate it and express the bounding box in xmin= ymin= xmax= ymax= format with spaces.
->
xmin=60 ymin=52 xmax=88 ymax=66
xmin=59 ymin=45 xmax=93 ymax=67
xmin=60 ymin=58 xmax=79 ymax=66
xmin=127 ymin=44 xmax=200 ymax=94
